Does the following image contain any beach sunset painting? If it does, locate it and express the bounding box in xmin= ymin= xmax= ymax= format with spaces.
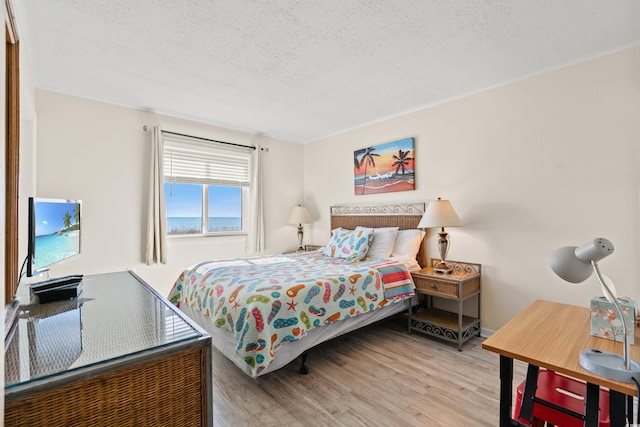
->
xmin=354 ymin=137 xmax=415 ymax=195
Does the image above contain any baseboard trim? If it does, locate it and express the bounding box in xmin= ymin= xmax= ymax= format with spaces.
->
xmin=480 ymin=327 xmax=496 ymax=338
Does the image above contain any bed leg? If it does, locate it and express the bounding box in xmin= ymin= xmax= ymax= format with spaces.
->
xmin=299 ymin=352 xmax=309 ymax=375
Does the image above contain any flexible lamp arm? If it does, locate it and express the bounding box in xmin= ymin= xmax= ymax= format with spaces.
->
xmin=550 ymin=238 xmax=640 ymax=385
xmin=592 ymin=260 xmax=631 ymax=370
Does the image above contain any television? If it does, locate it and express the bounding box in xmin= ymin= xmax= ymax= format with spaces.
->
xmin=27 ymin=197 xmax=82 ymax=277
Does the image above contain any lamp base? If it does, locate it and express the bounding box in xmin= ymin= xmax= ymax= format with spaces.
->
xmin=297 ymin=225 xmax=304 ymax=252
xmin=579 ymin=348 xmax=640 ymax=383
xmin=433 ymin=261 xmax=453 ymax=274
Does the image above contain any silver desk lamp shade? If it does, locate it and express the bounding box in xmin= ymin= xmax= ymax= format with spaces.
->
xmin=549 ymin=238 xmax=640 ymax=383
xmin=549 ymin=238 xmax=613 ymax=283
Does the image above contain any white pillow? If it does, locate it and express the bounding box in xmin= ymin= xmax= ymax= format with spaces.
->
xmin=391 ymin=229 xmax=425 ymax=267
xmin=356 ymin=226 xmax=399 ymax=259
xmin=389 ymin=256 xmax=422 ymax=272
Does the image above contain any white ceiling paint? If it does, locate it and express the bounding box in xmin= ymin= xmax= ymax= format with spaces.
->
xmin=15 ymin=1 xmax=640 ymax=143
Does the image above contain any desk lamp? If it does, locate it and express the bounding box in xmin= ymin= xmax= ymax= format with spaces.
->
xmin=417 ymin=197 xmax=462 ymax=273
xmin=287 ymin=205 xmax=312 ymax=251
xmin=549 ymin=238 xmax=640 ymax=383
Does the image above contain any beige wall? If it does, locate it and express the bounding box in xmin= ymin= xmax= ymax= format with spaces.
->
xmin=34 ymin=91 xmax=305 ymax=296
xmin=28 ymin=47 xmax=640 ymax=331
xmin=304 ymin=46 xmax=640 ymax=331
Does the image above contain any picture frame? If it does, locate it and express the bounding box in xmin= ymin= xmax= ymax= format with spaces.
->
xmin=354 ymin=137 xmax=415 ymax=195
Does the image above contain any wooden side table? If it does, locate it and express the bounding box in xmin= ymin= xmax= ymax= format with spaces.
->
xmin=408 ymin=259 xmax=481 ymax=350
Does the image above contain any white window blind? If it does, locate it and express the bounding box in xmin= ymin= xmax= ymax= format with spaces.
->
xmin=163 ymin=133 xmax=252 ymax=187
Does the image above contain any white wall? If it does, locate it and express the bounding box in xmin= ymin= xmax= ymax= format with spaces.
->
xmin=34 ymin=91 xmax=305 ymax=296
xmin=31 ymin=48 xmax=640 ymax=331
xmin=304 ymin=46 xmax=640 ymax=331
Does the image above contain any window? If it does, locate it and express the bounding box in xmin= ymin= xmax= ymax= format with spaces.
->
xmin=162 ymin=133 xmax=251 ymax=236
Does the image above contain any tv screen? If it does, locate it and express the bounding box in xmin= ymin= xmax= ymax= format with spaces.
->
xmin=27 ymin=197 xmax=82 ymax=277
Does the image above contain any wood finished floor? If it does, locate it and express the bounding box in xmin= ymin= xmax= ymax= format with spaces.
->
xmin=211 ymin=315 xmax=527 ymax=426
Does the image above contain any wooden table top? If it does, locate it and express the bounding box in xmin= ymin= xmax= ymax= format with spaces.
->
xmin=482 ymin=299 xmax=640 ymax=396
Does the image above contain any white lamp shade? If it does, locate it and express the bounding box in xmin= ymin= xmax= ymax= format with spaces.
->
xmin=417 ymin=198 xmax=462 ymax=229
xmin=549 ymin=238 xmax=614 ymax=283
xmin=287 ymin=205 xmax=312 ymax=225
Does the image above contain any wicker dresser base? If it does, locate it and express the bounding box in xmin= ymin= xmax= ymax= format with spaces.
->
xmin=6 ymin=346 xmax=207 ymax=427
xmin=4 ymin=271 xmax=212 ymax=427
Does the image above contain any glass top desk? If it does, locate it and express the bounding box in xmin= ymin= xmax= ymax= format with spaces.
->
xmin=5 ymin=271 xmax=212 ymax=427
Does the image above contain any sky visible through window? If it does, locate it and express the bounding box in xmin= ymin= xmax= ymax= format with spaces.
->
xmin=164 ymin=183 xmax=241 ymax=218
xmin=164 ymin=183 xmax=242 ymax=234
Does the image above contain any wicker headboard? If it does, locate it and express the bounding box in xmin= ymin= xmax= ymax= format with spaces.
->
xmin=329 ymin=203 xmax=428 ymax=268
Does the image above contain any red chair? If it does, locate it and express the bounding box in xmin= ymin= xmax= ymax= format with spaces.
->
xmin=514 ymin=370 xmax=610 ymax=427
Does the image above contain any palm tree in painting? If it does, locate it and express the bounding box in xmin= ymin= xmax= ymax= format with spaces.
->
xmin=392 ymin=149 xmax=414 ymax=175
xmin=358 ymin=147 xmax=380 ymax=195
xmin=63 ymin=212 xmax=72 ymax=230
xmin=354 ymin=148 xmax=366 ymax=173
xmin=74 ymin=203 xmax=81 ymax=225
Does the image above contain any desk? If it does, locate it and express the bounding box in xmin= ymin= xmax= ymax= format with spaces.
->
xmin=483 ymin=299 xmax=638 ymax=427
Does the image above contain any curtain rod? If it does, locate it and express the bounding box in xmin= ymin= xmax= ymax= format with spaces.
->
xmin=142 ymin=125 xmax=257 ymax=151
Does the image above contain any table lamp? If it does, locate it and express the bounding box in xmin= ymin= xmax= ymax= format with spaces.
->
xmin=417 ymin=197 xmax=462 ymax=273
xmin=549 ymin=238 xmax=640 ymax=383
xmin=287 ymin=205 xmax=312 ymax=251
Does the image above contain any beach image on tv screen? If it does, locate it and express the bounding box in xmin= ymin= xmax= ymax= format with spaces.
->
xmin=34 ymin=201 xmax=81 ymax=271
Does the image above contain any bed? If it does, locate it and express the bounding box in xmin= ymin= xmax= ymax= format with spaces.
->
xmin=169 ymin=203 xmax=427 ymax=378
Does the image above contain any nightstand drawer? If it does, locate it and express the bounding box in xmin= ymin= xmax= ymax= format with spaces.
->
xmin=413 ymin=276 xmax=480 ymax=298
xmin=413 ymin=276 xmax=458 ymax=297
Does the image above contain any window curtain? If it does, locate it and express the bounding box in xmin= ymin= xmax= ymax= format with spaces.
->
xmin=145 ymin=126 xmax=168 ymax=264
xmin=246 ymin=146 xmax=264 ymax=253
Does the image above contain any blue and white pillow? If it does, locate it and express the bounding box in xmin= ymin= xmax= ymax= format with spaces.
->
xmin=323 ymin=228 xmax=374 ymax=261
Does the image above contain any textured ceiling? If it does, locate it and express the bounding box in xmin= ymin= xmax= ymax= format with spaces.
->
xmin=16 ymin=1 xmax=640 ymax=143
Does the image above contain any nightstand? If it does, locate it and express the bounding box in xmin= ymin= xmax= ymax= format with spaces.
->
xmin=408 ymin=259 xmax=481 ymax=350
xmin=284 ymin=245 xmax=323 ymax=254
